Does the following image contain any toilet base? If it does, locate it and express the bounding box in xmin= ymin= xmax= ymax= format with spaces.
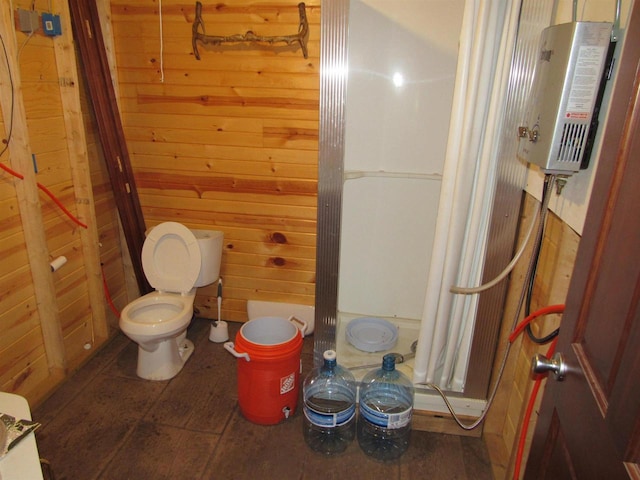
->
xmin=136 ymin=336 xmax=195 ymax=381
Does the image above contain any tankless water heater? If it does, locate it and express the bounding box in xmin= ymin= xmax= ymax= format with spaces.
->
xmin=518 ymin=21 xmax=613 ymax=174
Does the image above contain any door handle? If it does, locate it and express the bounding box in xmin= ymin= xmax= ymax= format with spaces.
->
xmin=531 ymin=352 xmax=566 ymax=381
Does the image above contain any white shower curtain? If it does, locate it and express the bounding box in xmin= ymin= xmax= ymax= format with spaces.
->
xmin=413 ymin=0 xmax=523 ymax=390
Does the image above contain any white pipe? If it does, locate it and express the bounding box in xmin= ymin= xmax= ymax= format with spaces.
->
xmin=216 ymin=277 xmax=222 ymax=325
xmin=343 ymin=170 xmax=442 ymax=181
xmin=449 ymin=200 xmax=540 ymax=295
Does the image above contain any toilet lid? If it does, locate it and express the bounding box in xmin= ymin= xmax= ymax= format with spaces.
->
xmin=142 ymin=222 xmax=201 ymax=294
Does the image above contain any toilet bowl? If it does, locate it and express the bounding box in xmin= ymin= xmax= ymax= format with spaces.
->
xmin=119 ymin=222 xmax=223 ymax=380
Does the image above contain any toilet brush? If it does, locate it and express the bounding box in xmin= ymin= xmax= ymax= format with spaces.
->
xmin=209 ymin=278 xmax=229 ymax=342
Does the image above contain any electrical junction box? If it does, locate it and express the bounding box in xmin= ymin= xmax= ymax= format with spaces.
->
xmin=18 ymin=8 xmax=39 ymax=33
xmin=518 ymin=22 xmax=613 ymax=175
xmin=42 ymin=13 xmax=62 ymax=36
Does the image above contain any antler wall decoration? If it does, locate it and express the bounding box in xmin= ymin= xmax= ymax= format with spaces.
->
xmin=192 ymin=2 xmax=309 ymax=59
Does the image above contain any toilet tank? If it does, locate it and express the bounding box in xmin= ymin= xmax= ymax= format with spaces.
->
xmin=192 ymin=229 xmax=224 ymax=287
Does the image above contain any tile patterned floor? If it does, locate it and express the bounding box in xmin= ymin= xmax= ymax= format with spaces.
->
xmin=33 ymin=319 xmax=493 ymax=479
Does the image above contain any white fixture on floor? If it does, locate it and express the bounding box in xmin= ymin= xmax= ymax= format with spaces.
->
xmin=119 ymin=222 xmax=223 ymax=380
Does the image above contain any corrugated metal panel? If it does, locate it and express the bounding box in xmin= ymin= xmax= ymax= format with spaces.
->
xmin=465 ymin=0 xmax=556 ymax=397
xmin=314 ymin=0 xmax=350 ymax=366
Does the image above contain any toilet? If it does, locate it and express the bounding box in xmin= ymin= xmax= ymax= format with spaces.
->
xmin=119 ymin=222 xmax=224 ymax=380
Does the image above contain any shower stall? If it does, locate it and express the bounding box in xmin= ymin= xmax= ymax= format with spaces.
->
xmin=315 ymin=0 xmax=556 ymax=415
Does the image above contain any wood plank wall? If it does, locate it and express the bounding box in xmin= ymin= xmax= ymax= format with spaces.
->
xmin=0 ymin=0 xmax=127 ymax=406
xmin=484 ymin=193 xmax=580 ymax=479
xmin=109 ymin=0 xmax=320 ymax=322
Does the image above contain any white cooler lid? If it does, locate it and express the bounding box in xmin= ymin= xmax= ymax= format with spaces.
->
xmin=346 ymin=317 xmax=398 ymax=352
xmin=142 ymin=222 xmax=201 ymax=293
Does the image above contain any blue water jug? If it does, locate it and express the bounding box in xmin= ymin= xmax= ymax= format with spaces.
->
xmin=302 ymin=350 xmax=357 ymax=454
xmin=357 ymin=353 xmax=415 ymax=461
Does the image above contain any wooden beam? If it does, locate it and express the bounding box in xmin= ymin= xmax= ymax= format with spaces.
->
xmin=0 ymin=3 xmax=66 ymax=373
xmin=54 ymin=0 xmax=109 ymax=341
xmin=68 ymin=0 xmax=151 ymax=295
xmin=96 ymin=0 xmax=140 ymax=306
xmin=95 ymin=0 xmax=120 ymax=100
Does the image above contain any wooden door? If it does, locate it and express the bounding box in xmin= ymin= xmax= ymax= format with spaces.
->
xmin=524 ymin=3 xmax=640 ymax=478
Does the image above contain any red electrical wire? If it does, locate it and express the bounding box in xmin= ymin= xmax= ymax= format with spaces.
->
xmin=0 ymin=161 xmax=23 ymax=179
xmin=36 ymin=181 xmax=88 ymax=229
xmin=509 ymin=304 xmax=565 ymax=343
xmin=512 ymin=338 xmax=558 ymax=479
xmin=508 ymin=304 xmax=565 ymax=479
xmin=1 ymin=162 xmax=89 ymax=229
xmin=101 ymin=264 xmax=121 ymax=318
xmin=3 ymin=162 xmax=119 ymax=318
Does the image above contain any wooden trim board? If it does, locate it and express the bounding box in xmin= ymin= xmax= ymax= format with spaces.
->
xmin=68 ymin=0 xmax=151 ymax=295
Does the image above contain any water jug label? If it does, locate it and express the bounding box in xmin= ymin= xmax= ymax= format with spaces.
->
xmin=387 ymin=408 xmax=412 ymax=429
xmin=360 ymin=402 xmax=412 ymax=429
xmin=280 ymin=372 xmax=296 ymax=394
xmin=303 ymin=404 xmax=356 ymax=427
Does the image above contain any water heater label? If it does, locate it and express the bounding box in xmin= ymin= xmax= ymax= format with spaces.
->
xmin=566 ymin=45 xmax=606 ymax=118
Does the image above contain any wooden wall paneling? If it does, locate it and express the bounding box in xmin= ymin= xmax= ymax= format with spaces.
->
xmin=69 ymin=0 xmax=151 ymax=296
xmin=0 ymin=0 xmax=124 ymax=404
xmin=116 ymin=67 xmax=320 ymax=90
xmin=16 ymin=1 xmax=96 ymax=375
xmin=110 ymin=0 xmax=320 ymax=322
xmin=483 ymin=194 xmax=580 ymax=479
xmin=0 ymin=4 xmax=66 ymax=378
xmin=0 ymin=269 xmax=39 ymax=353
xmin=54 ymin=0 xmax=108 ymax=342
xmin=0 ymin=327 xmax=46 ymax=388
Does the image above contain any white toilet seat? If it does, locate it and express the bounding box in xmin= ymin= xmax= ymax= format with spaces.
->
xmin=142 ymin=222 xmax=201 ymax=294
xmin=120 ymin=291 xmax=195 ymax=338
xmin=122 ymin=222 xmax=202 ymax=333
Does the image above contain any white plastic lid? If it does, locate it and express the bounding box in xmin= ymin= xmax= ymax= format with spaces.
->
xmin=142 ymin=222 xmax=201 ymax=293
xmin=346 ymin=317 xmax=398 ymax=352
